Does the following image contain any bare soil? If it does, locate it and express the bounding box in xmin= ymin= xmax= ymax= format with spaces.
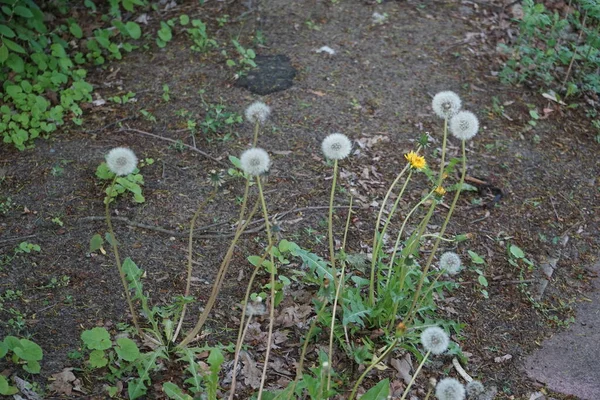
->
xmin=1 ymin=0 xmax=599 ymax=399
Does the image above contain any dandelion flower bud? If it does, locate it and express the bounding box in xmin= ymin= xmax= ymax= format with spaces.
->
xmin=321 ymin=133 xmax=352 ymax=160
xmin=106 ymin=147 xmax=137 ymax=176
xmin=432 ymin=91 xmax=462 ymax=120
xmin=240 ymin=148 xmax=270 ymax=176
xmin=421 ymin=326 xmax=450 ymax=355
xmin=440 ymin=252 xmax=462 ymax=276
xmin=245 ymin=101 xmax=271 ymax=124
xmin=405 ymin=151 xmax=427 ymax=170
xmin=449 ymin=111 xmax=479 ymax=141
xmin=436 ymin=378 xmax=466 ymax=400
xmin=466 ymin=381 xmax=485 ymax=398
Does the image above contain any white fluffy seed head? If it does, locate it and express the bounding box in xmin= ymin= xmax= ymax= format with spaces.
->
xmin=436 ymin=378 xmax=466 ymax=400
xmin=449 ymin=111 xmax=479 ymax=141
xmin=321 ymin=133 xmax=352 ymax=160
xmin=432 ymin=91 xmax=462 ymax=120
xmin=245 ymin=101 xmax=271 ymax=124
xmin=106 ymin=147 xmax=137 ymax=176
xmin=440 ymin=252 xmax=462 ymax=276
xmin=245 ymin=301 xmax=267 ymax=317
xmin=421 ymin=326 xmax=450 ymax=355
xmin=240 ymin=148 xmax=270 ymax=176
xmin=466 ymin=381 xmax=485 ymax=398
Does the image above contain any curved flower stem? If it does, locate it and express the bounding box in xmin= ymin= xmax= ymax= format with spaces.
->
xmin=399 ymin=350 xmax=431 ymax=400
xmin=229 ymin=244 xmax=273 ymax=400
xmin=173 ymin=190 xmax=217 ymax=343
xmin=341 ymin=196 xmax=354 ymax=251
xmin=328 ymin=160 xmax=339 ymax=290
xmin=256 ymin=177 xmax=276 ymax=400
xmin=369 ymin=163 xmax=410 ymax=306
xmin=178 ymin=180 xmax=257 ymax=347
xmin=105 ymin=176 xmax=142 ymax=337
xmin=405 ymin=140 xmax=467 ymax=326
xmin=348 ymin=337 xmax=398 ymax=400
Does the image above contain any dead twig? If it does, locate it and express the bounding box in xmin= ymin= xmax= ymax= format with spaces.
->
xmin=78 ymin=205 xmax=351 ymax=238
xmin=118 ymin=126 xmax=228 ymax=167
xmin=0 ymin=234 xmax=38 ymax=245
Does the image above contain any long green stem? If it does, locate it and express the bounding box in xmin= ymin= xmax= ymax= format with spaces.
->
xmin=348 ymin=338 xmax=398 ymax=400
xmin=328 ymin=160 xmax=339 ymax=290
xmin=369 ymin=163 xmax=410 ymax=306
xmin=256 ymin=177 xmax=276 ymax=400
xmin=105 ymin=176 xmax=142 ymax=336
xmin=399 ymin=350 xmax=431 ymax=400
xmin=405 ymin=140 xmax=467 ymax=326
xmin=173 ymin=190 xmax=217 ymax=343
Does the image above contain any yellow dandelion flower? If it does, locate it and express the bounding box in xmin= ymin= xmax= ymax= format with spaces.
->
xmin=404 ymin=151 xmax=426 ymax=170
xmin=434 ymin=186 xmax=446 ymax=196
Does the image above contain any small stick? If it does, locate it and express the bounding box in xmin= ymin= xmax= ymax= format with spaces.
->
xmin=119 ymin=126 xmax=228 ymax=167
xmin=0 ymin=234 xmax=38 ymax=245
xmin=452 ymin=357 xmax=472 ymax=383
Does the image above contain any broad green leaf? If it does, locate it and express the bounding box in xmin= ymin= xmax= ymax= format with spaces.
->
xmin=360 ymin=379 xmax=390 ymax=400
xmin=468 ymin=250 xmax=485 ymax=265
xmin=0 ymin=375 xmax=18 ymax=396
xmin=0 ymin=341 xmax=7 ymax=358
xmin=0 ymin=24 xmax=15 ymax=38
xmin=23 ymin=360 xmax=41 ymax=374
xmin=88 ymin=349 xmax=108 ymax=368
xmin=3 ymin=336 xmax=20 ymax=350
xmin=13 ymin=339 xmax=43 ymax=361
xmin=6 ymin=53 xmax=23 ymax=72
xmin=125 ymin=22 xmax=141 ymax=39
xmin=509 ymin=245 xmax=525 ymax=259
xmin=2 ymin=37 xmax=25 ymax=53
xmin=81 ymin=327 xmax=112 ymax=350
xmin=115 ymin=337 xmax=140 ymax=362
xmin=478 ymin=275 xmax=488 ymax=287
xmin=207 ymin=347 xmax=224 ymax=372
xmin=105 ymin=232 xmax=117 ymax=246
xmin=90 ymin=234 xmax=104 ymax=253
xmin=0 ymin=43 xmax=7 ymax=63
xmin=162 ymin=382 xmax=193 ymax=400
xmin=13 ymin=5 xmax=33 ymax=18
xmin=69 ymin=23 xmax=83 ymax=39
xmin=179 ymin=15 xmax=189 ymax=25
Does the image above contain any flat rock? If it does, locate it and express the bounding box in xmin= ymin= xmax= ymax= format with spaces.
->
xmin=236 ymin=55 xmax=296 ymax=95
xmin=523 ymin=258 xmax=600 ymax=399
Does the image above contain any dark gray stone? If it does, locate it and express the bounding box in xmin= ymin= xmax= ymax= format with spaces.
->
xmin=523 ymin=257 xmax=600 ymax=400
xmin=236 ymin=55 xmax=296 ymax=95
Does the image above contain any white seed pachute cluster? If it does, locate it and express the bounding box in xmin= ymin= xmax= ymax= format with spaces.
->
xmin=432 ymin=91 xmax=479 ymax=141
xmin=106 ymin=147 xmax=138 ymax=176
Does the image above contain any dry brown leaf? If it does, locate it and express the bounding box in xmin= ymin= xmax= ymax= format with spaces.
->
xmin=494 ymin=354 xmax=512 ymax=363
xmin=391 ymin=353 xmax=413 ymax=384
xmin=48 ymin=368 xmax=78 ymax=395
xmin=240 ymin=351 xmax=262 ymax=389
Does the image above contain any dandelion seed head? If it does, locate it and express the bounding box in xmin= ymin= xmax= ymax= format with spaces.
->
xmin=432 ymin=91 xmax=462 ymax=119
xmin=466 ymin=381 xmax=485 ymax=398
xmin=322 ymin=133 xmax=352 ymax=160
xmin=245 ymin=301 xmax=267 ymax=317
xmin=436 ymin=378 xmax=466 ymax=400
xmin=245 ymin=101 xmax=271 ymax=124
xmin=449 ymin=111 xmax=479 ymax=141
xmin=106 ymin=147 xmax=137 ymax=176
xmin=240 ymin=148 xmax=271 ymax=176
xmin=372 ymin=12 xmax=387 ymax=24
xmin=440 ymin=252 xmax=462 ymax=276
xmin=421 ymin=326 xmax=450 ymax=355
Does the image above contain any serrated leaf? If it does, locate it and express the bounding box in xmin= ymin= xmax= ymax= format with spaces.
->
xmin=360 ymin=379 xmax=390 ymax=400
xmin=509 ymin=245 xmax=525 ymax=259
xmin=90 ymin=234 xmax=104 ymax=253
xmin=115 ymin=337 xmax=140 ymax=362
xmin=163 ymin=382 xmax=193 ymax=400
